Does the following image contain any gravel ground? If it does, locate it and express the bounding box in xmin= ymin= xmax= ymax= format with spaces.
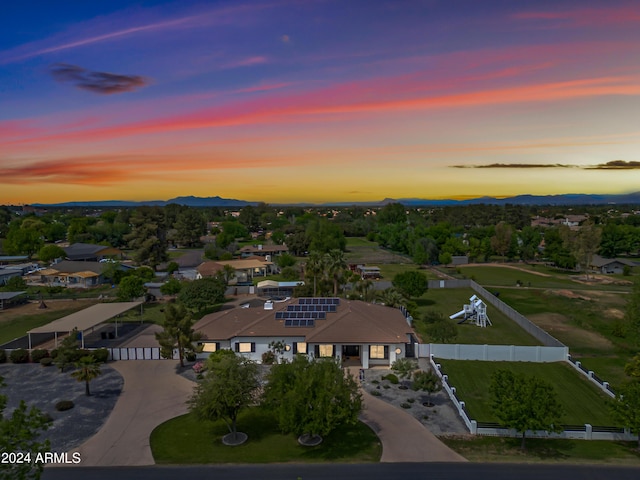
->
xmin=0 ymin=363 xmax=123 ymax=452
xmin=360 ymin=366 xmax=469 ymax=435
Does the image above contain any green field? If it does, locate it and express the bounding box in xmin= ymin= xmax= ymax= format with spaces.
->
xmin=0 ymin=305 xmax=92 ymax=345
xmin=413 ymin=289 xmax=541 ymax=346
xmin=151 ymin=409 xmax=381 ymax=464
xmin=440 ymin=436 xmax=640 ymax=464
xmin=437 ymin=360 xmax=618 ymax=426
xmin=458 ymin=264 xmax=634 ymax=292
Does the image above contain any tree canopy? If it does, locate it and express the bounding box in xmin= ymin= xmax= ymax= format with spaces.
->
xmin=155 ymin=303 xmax=202 ymax=367
xmin=263 ymin=356 xmax=362 ymax=440
xmin=0 ymin=376 xmax=51 ymax=480
xmin=392 ymin=270 xmax=428 ymax=299
xmin=490 ymin=369 xmax=564 ymax=450
xmin=178 ymin=276 xmax=226 ymax=312
xmin=189 ymin=353 xmax=259 ymax=443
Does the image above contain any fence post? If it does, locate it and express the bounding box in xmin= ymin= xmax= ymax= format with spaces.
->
xmin=585 ymin=424 xmax=592 ymax=440
xmin=470 ymin=419 xmax=477 ymax=435
xmin=588 ymin=370 xmax=594 ymax=379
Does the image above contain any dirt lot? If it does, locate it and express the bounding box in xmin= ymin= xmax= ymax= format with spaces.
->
xmin=528 ymin=312 xmax=614 ymax=351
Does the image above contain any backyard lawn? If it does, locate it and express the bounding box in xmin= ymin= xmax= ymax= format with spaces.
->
xmin=458 ymin=264 xmax=634 ymax=292
xmin=439 ymin=436 xmax=640 ymax=465
xmin=151 ymin=408 xmax=381 ymax=464
xmin=436 ymin=360 xmax=619 ymax=426
xmin=413 ymin=288 xmax=540 ymax=346
xmin=0 ymin=300 xmax=99 ymax=345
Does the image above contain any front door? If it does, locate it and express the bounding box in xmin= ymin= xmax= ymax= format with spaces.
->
xmin=342 ymin=345 xmax=360 ymax=358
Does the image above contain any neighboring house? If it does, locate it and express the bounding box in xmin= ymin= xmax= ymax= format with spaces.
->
xmin=63 ymin=243 xmax=124 ymax=262
xmin=28 ymin=260 xmax=107 ymax=287
xmin=356 ymin=265 xmax=381 ymax=280
xmin=590 ymin=255 xmax=637 ymax=275
xmin=451 ymin=256 xmax=469 ymax=266
xmin=256 ymin=280 xmax=304 ymax=297
xmin=238 ymin=244 xmax=288 ymax=259
xmin=196 ymin=258 xmax=276 ymax=284
xmin=194 ymin=297 xmax=418 ymax=369
xmin=0 ymin=267 xmax=23 ymax=286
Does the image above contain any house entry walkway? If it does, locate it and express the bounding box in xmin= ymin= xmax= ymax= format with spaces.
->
xmin=348 ymin=367 xmax=467 ymax=462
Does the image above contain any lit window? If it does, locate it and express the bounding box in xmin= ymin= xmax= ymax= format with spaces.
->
xmin=295 ymin=342 xmax=307 ymax=354
xmin=319 ymin=344 xmax=333 ymax=357
xmin=237 ymin=342 xmax=254 ymax=353
xmin=370 ymin=345 xmax=388 ymax=359
xmin=202 ymin=343 xmax=217 ymax=353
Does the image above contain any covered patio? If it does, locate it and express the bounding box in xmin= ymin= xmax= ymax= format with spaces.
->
xmin=27 ymin=301 xmax=143 ymax=349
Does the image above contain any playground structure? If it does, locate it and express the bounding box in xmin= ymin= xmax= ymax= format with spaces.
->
xmin=449 ymin=294 xmax=492 ymax=328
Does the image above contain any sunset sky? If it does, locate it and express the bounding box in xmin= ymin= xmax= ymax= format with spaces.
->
xmin=2 ymin=0 xmax=640 ymax=204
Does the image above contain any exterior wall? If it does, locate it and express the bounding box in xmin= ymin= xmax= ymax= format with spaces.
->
xmin=420 ymin=343 xmax=569 ymax=362
xmin=231 ymin=336 xmax=305 ymax=363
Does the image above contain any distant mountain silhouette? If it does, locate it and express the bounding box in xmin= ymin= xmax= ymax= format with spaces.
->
xmin=30 ymin=191 xmax=640 ymax=208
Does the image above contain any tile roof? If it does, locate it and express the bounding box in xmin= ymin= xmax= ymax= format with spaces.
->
xmin=194 ymin=298 xmax=415 ymax=344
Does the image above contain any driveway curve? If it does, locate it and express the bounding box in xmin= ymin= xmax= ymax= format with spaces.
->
xmin=360 ymin=390 xmax=467 ymax=462
xmin=70 ymin=360 xmax=194 ymax=466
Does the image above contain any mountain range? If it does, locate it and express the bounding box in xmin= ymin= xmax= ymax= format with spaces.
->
xmin=32 ymin=192 xmax=640 ymax=208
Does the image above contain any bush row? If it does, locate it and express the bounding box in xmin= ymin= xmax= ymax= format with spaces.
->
xmin=0 ymin=348 xmax=109 ymax=364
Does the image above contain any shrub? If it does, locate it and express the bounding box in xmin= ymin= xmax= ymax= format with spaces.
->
xmin=41 ymin=413 xmax=54 ymax=424
xmin=400 ymin=403 xmax=411 ymax=409
xmin=93 ymin=348 xmax=109 ymax=363
xmin=261 ymin=350 xmax=277 ymax=365
xmin=382 ymin=373 xmax=399 ymax=384
xmin=0 ymin=350 xmax=6 ymax=363
xmin=10 ymin=348 xmax=30 ymax=364
xmin=30 ymin=349 xmax=49 ymax=363
xmin=370 ymin=390 xmax=382 ymax=397
xmin=407 ymin=398 xmax=415 ymax=403
xmin=50 ymin=349 xmax=59 ymax=359
xmin=40 ymin=357 xmax=53 ymax=367
xmin=383 ymin=385 xmax=390 ymax=389
xmin=55 ymin=400 xmax=74 ymax=411
xmin=371 ymin=379 xmax=380 ymax=384
xmin=185 ymin=351 xmax=197 ymax=362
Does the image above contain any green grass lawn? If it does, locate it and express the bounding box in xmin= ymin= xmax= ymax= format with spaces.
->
xmin=116 ymin=303 xmax=166 ymax=325
xmin=345 ymin=237 xmax=378 ymax=247
xmin=378 ymin=263 xmax=424 ymax=279
xmin=496 ymin=288 xmax=634 ymax=356
xmin=437 ymin=360 xmax=618 ymax=426
xmin=458 ymin=265 xmax=633 ymax=292
xmin=0 ymin=306 xmax=90 ymax=344
xmin=151 ymin=408 xmax=381 ymax=464
xmin=439 ymin=436 xmax=640 ymax=465
xmin=413 ymin=289 xmax=540 ymax=346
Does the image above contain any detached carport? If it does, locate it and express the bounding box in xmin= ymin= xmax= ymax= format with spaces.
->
xmin=27 ymin=301 xmax=143 ymax=349
xmin=0 ymin=291 xmax=26 ymax=310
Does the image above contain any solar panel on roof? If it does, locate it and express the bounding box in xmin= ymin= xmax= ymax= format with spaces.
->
xmin=284 ymin=318 xmax=315 ymax=327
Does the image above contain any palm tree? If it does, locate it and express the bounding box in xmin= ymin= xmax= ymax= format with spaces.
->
xmin=71 ymin=355 xmax=102 ymax=396
xmin=222 ymin=264 xmax=236 ymax=285
xmin=305 ymin=251 xmax=325 ymax=297
xmin=356 ymin=278 xmax=374 ymax=302
xmin=377 ymin=287 xmax=406 ymax=308
xmin=325 ymin=249 xmax=347 ymax=296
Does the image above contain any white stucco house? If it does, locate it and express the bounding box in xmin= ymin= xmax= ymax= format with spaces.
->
xmin=193 ymin=297 xmax=418 ymax=368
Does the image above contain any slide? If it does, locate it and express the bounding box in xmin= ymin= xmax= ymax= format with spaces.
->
xmin=449 ymin=310 xmax=465 ymax=320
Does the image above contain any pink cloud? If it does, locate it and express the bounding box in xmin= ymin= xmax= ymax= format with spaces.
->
xmin=513 ymin=5 xmax=640 ymax=27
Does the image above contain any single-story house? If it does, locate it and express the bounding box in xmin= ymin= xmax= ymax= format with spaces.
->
xmin=194 ymin=297 xmax=418 ymax=368
xmin=63 ymin=243 xmax=124 ymax=262
xmin=0 ymin=291 xmax=27 ymax=309
xmin=256 ymin=280 xmax=304 ymax=297
xmin=196 ymin=258 xmax=276 ymax=284
xmin=0 ymin=267 xmax=24 ymax=286
xmin=356 ymin=265 xmax=381 ymax=280
xmin=590 ymin=255 xmax=637 ymax=275
xmin=28 ymin=260 xmax=107 ymax=287
xmin=239 ymin=244 xmax=288 ymax=259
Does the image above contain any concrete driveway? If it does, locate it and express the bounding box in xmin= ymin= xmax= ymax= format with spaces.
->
xmin=70 ymin=360 xmax=194 ymax=466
